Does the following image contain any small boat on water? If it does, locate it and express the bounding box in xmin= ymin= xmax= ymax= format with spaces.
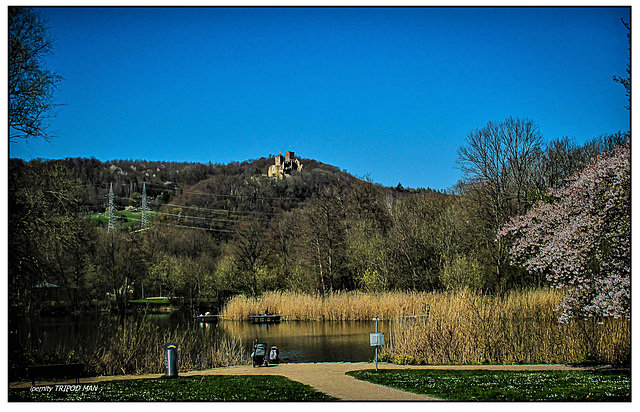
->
xmin=197 ymin=312 xmax=218 ymax=322
xmin=249 ymin=313 xmax=281 ymax=324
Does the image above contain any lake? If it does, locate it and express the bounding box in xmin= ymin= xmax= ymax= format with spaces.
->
xmin=11 ymin=311 xmax=390 ymax=363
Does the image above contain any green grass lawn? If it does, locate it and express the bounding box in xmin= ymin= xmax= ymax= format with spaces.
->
xmin=91 ymin=210 xmax=156 ymax=229
xmin=129 ymin=297 xmax=171 ymax=305
xmin=347 ymin=369 xmax=630 ymax=401
xmin=9 ymin=375 xmax=337 ymax=402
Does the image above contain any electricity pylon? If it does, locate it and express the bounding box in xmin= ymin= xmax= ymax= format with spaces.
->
xmin=141 ymin=182 xmax=149 ymax=230
xmin=107 ymin=182 xmax=116 ymax=232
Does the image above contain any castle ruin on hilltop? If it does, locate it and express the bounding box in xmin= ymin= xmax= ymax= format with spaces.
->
xmin=268 ymin=151 xmax=303 ymax=178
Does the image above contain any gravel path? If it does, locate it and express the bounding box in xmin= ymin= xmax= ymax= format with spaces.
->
xmin=10 ymin=362 xmax=596 ymax=401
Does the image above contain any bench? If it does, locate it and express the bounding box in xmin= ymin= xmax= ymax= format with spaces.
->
xmin=28 ymin=363 xmax=84 ymax=386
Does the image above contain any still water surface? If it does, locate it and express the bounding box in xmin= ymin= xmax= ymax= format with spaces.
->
xmin=13 ymin=311 xmax=390 ymax=363
xmin=217 ymin=320 xmax=388 ymax=362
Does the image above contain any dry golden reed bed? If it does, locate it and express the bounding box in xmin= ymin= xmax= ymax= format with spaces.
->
xmin=222 ymin=290 xmax=434 ymax=320
xmin=222 ymin=289 xmax=630 ymax=365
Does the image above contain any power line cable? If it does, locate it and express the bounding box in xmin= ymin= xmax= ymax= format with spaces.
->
xmin=151 ymin=221 xmax=235 ymax=233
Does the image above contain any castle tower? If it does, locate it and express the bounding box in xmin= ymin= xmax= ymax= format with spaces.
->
xmin=285 ymin=151 xmax=295 ymax=162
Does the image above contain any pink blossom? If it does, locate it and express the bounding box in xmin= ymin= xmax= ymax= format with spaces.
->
xmin=498 ymin=142 xmax=630 ymax=321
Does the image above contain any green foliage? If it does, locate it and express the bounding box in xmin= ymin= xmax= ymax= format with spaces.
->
xmin=440 ymin=254 xmax=483 ymax=290
xmin=347 ymin=369 xmax=630 ymax=401
xmin=357 ymin=268 xmax=387 ymax=292
xmin=9 ymin=375 xmax=337 ymax=401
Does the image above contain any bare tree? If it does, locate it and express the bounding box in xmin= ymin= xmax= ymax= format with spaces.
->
xmin=296 ymin=185 xmax=348 ymax=295
xmin=231 ymin=217 xmax=271 ymax=296
xmin=9 ymin=7 xmax=63 ymax=142
xmin=612 ymin=18 xmax=630 ymax=111
xmin=458 ymin=117 xmax=543 ymax=219
xmin=457 ymin=117 xmax=543 ymax=286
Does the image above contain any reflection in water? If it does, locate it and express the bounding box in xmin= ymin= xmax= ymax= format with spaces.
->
xmin=218 ymin=320 xmax=390 ymax=363
xmin=12 ymin=311 xmax=389 ymax=363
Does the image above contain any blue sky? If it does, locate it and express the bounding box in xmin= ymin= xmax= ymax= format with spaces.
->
xmin=9 ymin=6 xmax=631 ymax=190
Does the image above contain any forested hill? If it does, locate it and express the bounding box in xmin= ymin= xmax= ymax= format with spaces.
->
xmin=10 ymin=152 xmax=446 ymax=304
xmin=8 ymin=155 xmax=362 ymax=204
xmin=10 ymin=156 xmax=219 ymax=207
xmin=160 ymin=157 xmax=350 ymax=233
xmin=8 ymin=154 xmax=433 ymax=229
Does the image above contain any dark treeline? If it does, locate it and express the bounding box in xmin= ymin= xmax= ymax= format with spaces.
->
xmin=8 ymin=126 xmax=628 ymax=316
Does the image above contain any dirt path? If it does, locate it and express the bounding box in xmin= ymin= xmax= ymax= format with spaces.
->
xmin=10 ymin=362 xmax=596 ymax=401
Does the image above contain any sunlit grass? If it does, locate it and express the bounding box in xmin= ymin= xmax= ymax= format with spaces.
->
xmin=347 ymin=369 xmax=631 ymax=401
xmin=90 ymin=210 xmax=156 ymax=229
xmin=129 ymin=297 xmax=171 ymax=305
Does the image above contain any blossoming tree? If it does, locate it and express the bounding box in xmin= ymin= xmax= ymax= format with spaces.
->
xmin=498 ymin=142 xmax=630 ymax=322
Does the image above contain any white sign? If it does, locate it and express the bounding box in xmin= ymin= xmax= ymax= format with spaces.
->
xmin=370 ymin=333 xmax=384 ymax=346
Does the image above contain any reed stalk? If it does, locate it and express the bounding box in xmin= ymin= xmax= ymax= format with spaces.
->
xmin=382 ymin=289 xmax=630 ymax=365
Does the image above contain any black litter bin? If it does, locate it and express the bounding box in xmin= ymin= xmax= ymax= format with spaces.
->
xmin=164 ymin=343 xmax=178 ymax=377
xmin=252 ymin=343 xmax=268 ymax=367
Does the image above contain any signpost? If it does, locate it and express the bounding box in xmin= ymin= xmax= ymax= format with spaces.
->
xmin=370 ymin=316 xmax=384 ymax=371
